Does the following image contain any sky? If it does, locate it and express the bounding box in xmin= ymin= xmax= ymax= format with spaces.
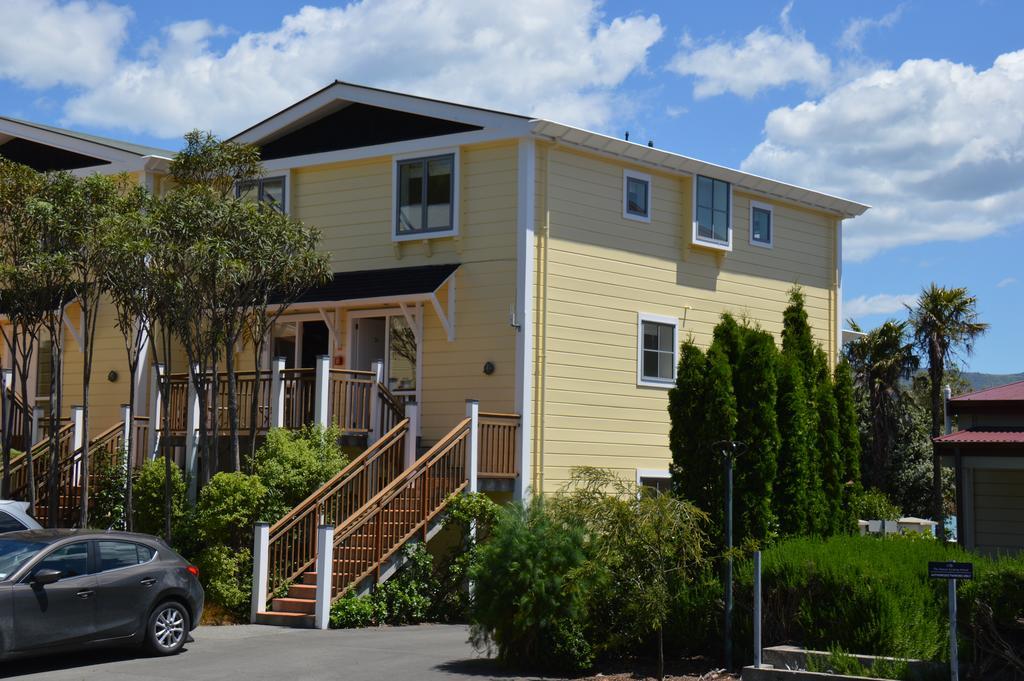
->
xmin=1 ymin=0 xmax=1022 ymax=373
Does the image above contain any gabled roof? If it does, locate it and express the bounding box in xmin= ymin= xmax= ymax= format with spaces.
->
xmin=951 ymin=380 xmax=1024 ymax=403
xmin=0 ymin=116 xmax=173 ymax=158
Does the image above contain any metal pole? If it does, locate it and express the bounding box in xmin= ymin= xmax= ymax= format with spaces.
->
xmin=725 ymin=453 xmax=734 ymax=672
xmin=754 ymin=550 xmax=762 ymax=668
xmin=949 ymin=578 xmax=959 ymax=681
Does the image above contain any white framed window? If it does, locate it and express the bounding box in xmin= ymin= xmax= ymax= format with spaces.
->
xmin=693 ymin=174 xmax=732 ymax=250
xmin=237 ymin=175 xmax=288 ymax=214
xmin=749 ymin=200 xmax=773 ymax=248
xmin=637 ymin=312 xmax=678 ymax=388
xmin=392 ymin=149 xmax=459 ymax=242
xmin=636 ymin=469 xmax=672 ymax=495
xmin=623 ymin=169 xmax=651 ymax=222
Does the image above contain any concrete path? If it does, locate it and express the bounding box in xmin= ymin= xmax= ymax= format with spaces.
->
xmin=0 ymin=624 xmax=546 ymax=680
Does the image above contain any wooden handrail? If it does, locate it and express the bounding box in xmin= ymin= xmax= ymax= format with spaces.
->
xmin=478 ymin=412 xmax=520 ymax=479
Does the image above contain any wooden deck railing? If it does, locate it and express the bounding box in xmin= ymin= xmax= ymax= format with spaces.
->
xmin=329 ymin=417 xmax=471 ymax=600
xmin=281 ymin=368 xmax=315 ymax=429
xmin=265 ymin=419 xmax=410 ymax=605
xmin=0 ymin=387 xmax=31 ymax=451
xmin=328 ymin=369 xmax=373 ymax=434
xmin=479 ymin=412 xmax=519 ymax=479
xmin=7 ymin=423 xmax=74 ymax=501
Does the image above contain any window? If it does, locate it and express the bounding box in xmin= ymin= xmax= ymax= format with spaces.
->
xmin=33 ymin=542 xmax=89 ymax=580
xmin=395 ymin=153 xmax=456 ymax=239
xmin=97 ymin=541 xmax=154 ymax=572
xmin=237 ymin=176 xmax=287 ymax=213
xmin=637 ymin=313 xmax=678 ymax=387
xmin=0 ymin=511 xmax=26 ymax=533
xmin=750 ymin=201 xmax=773 ymax=247
xmin=637 ymin=470 xmax=672 ymax=496
xmin=694 ymin=174 xmax=731 ymax=247
xmin=623 ymin=170 xmax=651 ymax=221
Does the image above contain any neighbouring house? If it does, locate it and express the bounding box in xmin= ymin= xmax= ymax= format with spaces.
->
xmin=934 ymin=380 xmax=1024 ymax=555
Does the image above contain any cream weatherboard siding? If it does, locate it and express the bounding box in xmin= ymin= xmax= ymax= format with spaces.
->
xmin=529 ymin=144 xmax=840 ymax=494
xmin=290 ymin=141 xmax=519 ymax=442
xmin=972 ymin=468 xmax=1024 ymax=555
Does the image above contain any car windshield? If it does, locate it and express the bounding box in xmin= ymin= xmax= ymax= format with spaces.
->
xmin=0 ymin=539 xmax=47 ymax=581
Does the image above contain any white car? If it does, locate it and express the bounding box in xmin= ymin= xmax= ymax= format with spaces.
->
xmin=0 ymin=501 xmax=42 ymax=534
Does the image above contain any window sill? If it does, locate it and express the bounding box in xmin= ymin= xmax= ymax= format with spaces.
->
xmin=623 ymin=211 xmax=651 ymax=223
xmin=637 ymin=378 xmax=674 ymax=389
xmin=750 ymin=239 xmax=773 ymax=249
xmin=691 ymin=236 xmax=732 ymax=253
xmin=393 ymin=229 xmax=458 ymax=243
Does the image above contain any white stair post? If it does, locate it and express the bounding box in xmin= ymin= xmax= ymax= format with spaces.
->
xmin=32 ymin=406 xmax=43 ymax=444
xmin=250 ymin=522 xmax=270 ymax=623
xmin=367 ymin=360 xmax=383 ymax=443
xmin=120 ymin=404 xmax=132 ymax=472
xmin=147 ymin=364 xmax=163 ymax=460
xmin=404 ymin=402 xmax=419 ymax=468
xmin=71 ymin=405 xmax=85 ymax=485
xmin=313 ymin=355 xmax=330 ymax=429
xmin=185 ymin=365 xmax=200 ymax=503
xmin=466 ymin=400 xmax=479 ymax=494
xmin=314 ymin=524 xmax=335 ymax=630
xmin=269 ymin=357 xmax=286 ymax=429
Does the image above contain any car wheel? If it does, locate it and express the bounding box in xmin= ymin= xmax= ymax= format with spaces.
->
xmin=146 ymin=601 xmax=190 ymax=656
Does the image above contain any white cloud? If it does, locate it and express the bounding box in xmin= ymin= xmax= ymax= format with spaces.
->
xmin=844 ymin=293 xmax=917 ymax=318
xmin=997 ymin=276 xmax=1017 ymax=288
xmin=667 ymin=5 xmax=830 ymax=99
xmin=743 ymin=51 xmax=1024 ymax=260
xmin=0 ymin=0 xmax=131 ymax=89
xmin=839 ymin=5 xmax=905 ymax=52
xmin=62 ymin=0 xmax=663 ymax=139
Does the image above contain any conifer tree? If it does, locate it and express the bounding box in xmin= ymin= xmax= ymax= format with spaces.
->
xmin=712 ymin=312 xmax=745 ymax=369
xmin=669 ymin=339 xmax=709 ymax=507
xmin=774 ymin=353 xmax=812 ymax=535
xmin=782 ymin=287 xmax=817 ymax=383
xmin=834 ymin=358 xmax=862 ymax=531
xmin=733 ymin=329 xmax=780 ymax=542
xmin=814 ymin=353 xmax=843 ymax=536
xmin=700 ymin=341 xmax=738 ymax=547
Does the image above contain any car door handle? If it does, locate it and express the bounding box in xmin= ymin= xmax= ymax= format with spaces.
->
xmin=76 ymin=589 xmax=94 ymax=599
xmin=140 ymin=578 xmax=157 ymax=587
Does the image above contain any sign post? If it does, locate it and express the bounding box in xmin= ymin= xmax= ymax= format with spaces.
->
xmin=928 ymin=561 xmax=973 ymax=681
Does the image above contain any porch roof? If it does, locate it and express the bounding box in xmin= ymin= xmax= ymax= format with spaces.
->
xmin=286 ymin=263 xmax=459 ymax=305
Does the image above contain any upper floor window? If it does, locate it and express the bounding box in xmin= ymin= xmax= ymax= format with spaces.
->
xmin=637 ymin=312 xmax=678 ymax=388
xmin=695 ymin=174 xmax=730 ymax=246
xmin=623 ymin=169 xmax=651 ymax=222
xmin=395 ymin=153 xmax=456 ymax=240
xmin=237 ymin=176 xmax=287 ymax=213
xmin=750 ymin=201 xmax=773 ymax=247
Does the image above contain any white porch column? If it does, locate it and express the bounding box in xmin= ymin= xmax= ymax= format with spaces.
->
xmin=368 ymin=360 xmax=383 ymax=443
xmin=313 ymin=355 xmax=330 ymax=429
xmin=269 ymin=357 xmax=286 ymax=429
xmin=250 ymin=522 xmax=270 ymax=623
xmin=185 ymin=365 xmax=200 ymax=503
xmin=404 ymin=402 xmax=419 ymax=469
xmin=466 ymin=400 xmax=479 ymax=494
xmin=314 ymin=524 xmax=335 ymax=630
xmin=120 ymin=404 xmax=132 ymax=471
xmin=71 ymin=405 xmax=84 ymax=485
xmin=147 ymin=363 xmax=163 ymax=460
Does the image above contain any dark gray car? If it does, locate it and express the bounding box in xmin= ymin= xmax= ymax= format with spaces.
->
xmin=0 ymin=529 xmax=204 ymax=660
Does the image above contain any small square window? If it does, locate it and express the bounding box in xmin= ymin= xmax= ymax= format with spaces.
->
xmin=750 ymin=202 xmax=773 ymax=247
xmin=638 ymin=313 xmax=677 ymax=387
xmin=396 ymin=153 xmax=456 ymax=238
xmin=623 ymin=170 xmax=651 ymax=221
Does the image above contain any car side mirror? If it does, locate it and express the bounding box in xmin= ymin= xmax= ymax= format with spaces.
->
xmin=31 ymin=568 xmax=62 ymax=586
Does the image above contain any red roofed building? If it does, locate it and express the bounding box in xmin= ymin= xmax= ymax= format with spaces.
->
xmin=934 ymin=380 xmax=1024 ymax=555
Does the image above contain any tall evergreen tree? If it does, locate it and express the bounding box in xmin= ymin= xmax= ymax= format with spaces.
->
xmin=814 ymin=350 xmax=843 ymax=536
xmin=669 ymin=339 xmax=709 ymax=508
xmin=733 ymin=329 xmax=780 ymax=543
xmin=701 ymin=341 xmax=738 ymax=547
xmin=834 ymin=359 xmax=861 ymax=530
xmin=712 ymin=313 xmax=745 ymax=369
xmin=774 ymin=353 xmax=812 ymax=535
xmin=782 ymin=287 xmax=817 ymax=384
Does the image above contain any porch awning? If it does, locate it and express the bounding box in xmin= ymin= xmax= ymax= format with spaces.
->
xmin=282 ymin=263 xmax=460 ymax=340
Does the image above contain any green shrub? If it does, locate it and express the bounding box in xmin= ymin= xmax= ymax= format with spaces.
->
xmin=132 ymin=458 xmax=186 ymax=538
xmin=195 ymin=544 xmax=252 ymax=618
xmin=431 ymin=492 xmax=501 ymax=622
xmin=250 ymin=424 xmax=348 ymax=521
xmin=469 ymin=501 xmax=595 ymax=673
xmin=852 ymin=487 xmax=902 ymax=522
xmin=193 ymin=471 xmax=267 ymax=548
xmin=89 ymin=447 xmax=127 ymax=530
xmin=374 ymin=543 xmax=435 ymax=625
xmin=330 ymin=592 xmax=384 ymax=628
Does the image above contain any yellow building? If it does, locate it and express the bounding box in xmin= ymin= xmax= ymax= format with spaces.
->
xmin=0 ymin=83 xmax=868 ymax=501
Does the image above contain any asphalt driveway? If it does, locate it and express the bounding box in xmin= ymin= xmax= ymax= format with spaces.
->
xmin=0 ymin=623 xmax=543 ymax=680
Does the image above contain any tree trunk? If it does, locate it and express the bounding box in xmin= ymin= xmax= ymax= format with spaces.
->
xmin=18 ymin=339 xmax=36 ymax=517
xmin=247 ymin=335 xmax=268 ymax=465
xmin=161 ymin=328 xmax=173 ymax=543
xmin=124 ymin=373 xmax=136 ymax=531
xmin=657 ymin=624 xmax=664 ymax=681
xmin=47 ymin=340 xmax=62 ymax=528
xmin=226 ymin=341 xmax=240 ymax=472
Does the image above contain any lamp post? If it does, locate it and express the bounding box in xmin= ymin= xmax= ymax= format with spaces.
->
xmin=714 ymin=439 xmax=746 ymax=672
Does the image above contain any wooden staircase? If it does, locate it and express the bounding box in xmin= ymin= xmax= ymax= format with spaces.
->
xmin=254 ymin=413 xmax=475 ymax=627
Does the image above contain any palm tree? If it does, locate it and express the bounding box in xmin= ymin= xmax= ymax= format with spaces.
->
xmin=907 ymin=284 xmax=988 ymax=534
xmin=845 ymin=320 xmax=919 ymax=491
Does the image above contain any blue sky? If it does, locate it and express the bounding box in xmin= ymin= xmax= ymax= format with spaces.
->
xmin=2 ymin=0 xmax=1022 ymax=372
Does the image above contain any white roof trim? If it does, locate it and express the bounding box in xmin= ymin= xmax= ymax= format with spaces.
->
xmin=232 ymin=81 xmax=531 ymax=146
xmin=0 ymin=118 xmax=161 ymax=171
xmin=531 ymin=120 xmax=870 ymax=219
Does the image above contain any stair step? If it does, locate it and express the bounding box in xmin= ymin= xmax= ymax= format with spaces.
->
xmin=271 ymin=597 xmax=316 ymax=614
xmin=287 ymin=584 xmax=317 ymax=599
xmin=253 ymin=611 xmax=316 ymax=628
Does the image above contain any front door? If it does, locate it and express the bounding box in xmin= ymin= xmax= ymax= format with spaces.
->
xmin=12 ymin=541 xmax=97 ymax=651
xmin=351 ymin=317 xmax=386 ymax=372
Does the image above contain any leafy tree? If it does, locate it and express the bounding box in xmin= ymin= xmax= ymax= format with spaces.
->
xmin=906 ymin=284 xmax=988 ymax=532
xmin=774 ymin=353 xmax=812 ymax=535
xmin=733 ymin=328 xmax=779 ymax=543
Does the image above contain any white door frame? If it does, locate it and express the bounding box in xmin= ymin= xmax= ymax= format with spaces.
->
xmin=346 ymin=306 xmax=423 ymax=410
